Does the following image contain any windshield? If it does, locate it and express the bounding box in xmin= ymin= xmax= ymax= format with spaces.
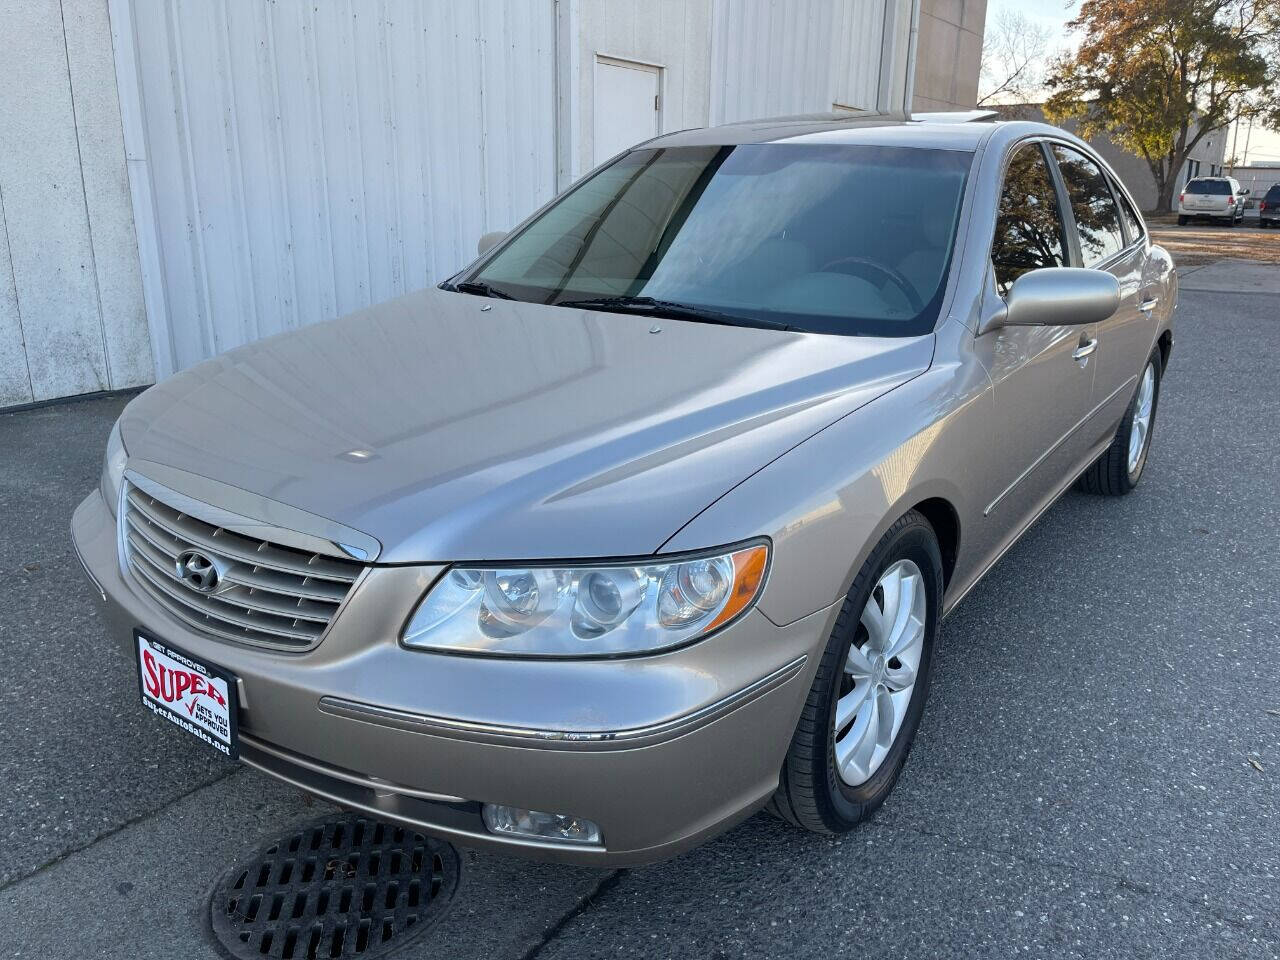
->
xmin=1186 ymin=179 xmax=1231 ymax=195
xmin=462 ymin=144 xmax=972 ymax=337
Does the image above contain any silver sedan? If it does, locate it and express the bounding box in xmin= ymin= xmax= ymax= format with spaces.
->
xmin=73 ymin=113 xmax=1175 ymax=866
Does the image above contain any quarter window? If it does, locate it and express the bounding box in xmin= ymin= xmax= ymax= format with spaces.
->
xmin=991 ymin=144 xmax=1067 ymax=297
xmin=1113 ymin=179 xmax=1144 ymax=244
xmin=1052 ymin=146 xmax=1125 ymax=266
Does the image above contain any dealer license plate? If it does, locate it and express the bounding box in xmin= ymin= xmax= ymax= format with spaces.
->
xmin=135 ymin=631 xmax=238 ymax=758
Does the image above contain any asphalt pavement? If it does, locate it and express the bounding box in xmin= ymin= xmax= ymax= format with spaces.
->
xmin=1 ymin=258 xmax=1277 ymax=959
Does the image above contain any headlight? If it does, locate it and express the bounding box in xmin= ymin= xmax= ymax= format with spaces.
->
xmin=403 ymin=542 xmax=769 ymax=657
xmin=100 ymin=420 xmax=127 ymax=514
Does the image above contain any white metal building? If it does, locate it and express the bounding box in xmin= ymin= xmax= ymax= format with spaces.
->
xmin=0 ymin=0 xmax=940 ymax=407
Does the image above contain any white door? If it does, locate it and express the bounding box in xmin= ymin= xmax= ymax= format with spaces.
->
xmin=593 ymin=57 xmax=661 ymax=166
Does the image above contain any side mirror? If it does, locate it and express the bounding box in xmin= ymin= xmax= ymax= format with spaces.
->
xmin=477 ymin=230 xmax=507 ymax=257
xmin=1239 ymin=189 xmax=1250 ymax=196
xmin=1003 ymin=267 xmax=1120 ymax=327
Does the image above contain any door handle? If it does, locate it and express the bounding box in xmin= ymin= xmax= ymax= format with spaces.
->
xmin=1072 ymin=337 xmax=1098 ymax=361
xmin=1139 ymin=296 xmax=1159 ymax=313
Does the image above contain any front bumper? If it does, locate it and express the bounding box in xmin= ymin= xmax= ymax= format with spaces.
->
xmin=72 ymin=489 xmax=832 ymax=866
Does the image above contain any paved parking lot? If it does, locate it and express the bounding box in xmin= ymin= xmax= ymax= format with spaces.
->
xmin=2 ymin=259 xmax=1278 ymax=959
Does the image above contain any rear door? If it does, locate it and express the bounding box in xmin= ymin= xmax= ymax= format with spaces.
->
xmin=1048 ymin=144 xmax=1151 ymax=448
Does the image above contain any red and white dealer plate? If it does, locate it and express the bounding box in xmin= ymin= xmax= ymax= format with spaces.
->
xmin=135 ymin=631 xmax=238 ymax=758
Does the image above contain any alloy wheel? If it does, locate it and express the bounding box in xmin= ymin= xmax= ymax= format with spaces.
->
xmin=1127 ymin=362 xmax=1156 ymax=475
xmin=833 ymin=559 xmax=927 ymax=787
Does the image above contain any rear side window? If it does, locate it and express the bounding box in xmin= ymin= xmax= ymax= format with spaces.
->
xmin=1186 ymin=179 xmax=1231 ymax=195
xmin=1052 ymin=146 xmax=1125 ymax=266
xmin=991 ymin=144 xmax=1067 ymax=297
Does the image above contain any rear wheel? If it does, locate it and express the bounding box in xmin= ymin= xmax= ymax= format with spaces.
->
xmin=1177 ymin=215 xmax=1188 ymax=226
xmin=1077 ymin=348 xmax=1162 ymax=496
xmin=768 ymin=511 xmax=942 ymax=833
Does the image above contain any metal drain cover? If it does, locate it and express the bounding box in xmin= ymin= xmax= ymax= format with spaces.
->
xmin=210 ymin=814 xmax=460 ymax=959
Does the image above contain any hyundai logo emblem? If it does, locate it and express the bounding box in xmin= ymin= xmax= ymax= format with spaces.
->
xmin=176 ymin=550 xmax=221 ymax=594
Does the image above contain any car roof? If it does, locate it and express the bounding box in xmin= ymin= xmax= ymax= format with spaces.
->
xmin=643 ymin=111 xmax=1069 ymax=153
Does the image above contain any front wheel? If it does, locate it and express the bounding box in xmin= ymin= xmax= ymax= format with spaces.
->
xmin=1078 ymin=348 xmax=1162 ymax=496
xmin=768 ymin=511 xmax=942 ymax=833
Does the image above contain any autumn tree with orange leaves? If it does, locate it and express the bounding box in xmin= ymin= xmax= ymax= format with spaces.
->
xmin=1045 ymin=0 xmax=1280 ymax=212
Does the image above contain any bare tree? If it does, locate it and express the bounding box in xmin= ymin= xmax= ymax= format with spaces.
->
xmin=978 ymin=10 xmax=1052 ymax=107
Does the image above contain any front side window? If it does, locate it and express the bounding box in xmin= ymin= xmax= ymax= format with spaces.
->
xmin=1052 ymin=146 xmax=1125 ymax=266
xmin=466 ymin=143 xmax=972 ymax=337
xmin=991 ymin=143 xmax=1067 ymax=297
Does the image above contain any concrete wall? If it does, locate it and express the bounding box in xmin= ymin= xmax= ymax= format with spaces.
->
xmin=0 ymin=0 xmax=151 ymax=407
xmin=911 ymin=0 xmax=986 ymax=111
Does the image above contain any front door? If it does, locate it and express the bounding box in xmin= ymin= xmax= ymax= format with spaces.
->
xmin=978 ymin=141 xmax=1099 ymax=537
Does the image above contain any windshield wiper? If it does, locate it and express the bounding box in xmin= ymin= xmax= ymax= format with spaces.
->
xmin=447 ymin=280 xmax=515 ymax=300
xmin=555 ymin=296 xmax=791 ymax=331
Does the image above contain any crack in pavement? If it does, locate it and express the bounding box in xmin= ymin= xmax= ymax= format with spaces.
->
xmin=0 ymin=765 xmax=241 ymax=894
xmin=518 ymin=869 xmax=627 ymax=960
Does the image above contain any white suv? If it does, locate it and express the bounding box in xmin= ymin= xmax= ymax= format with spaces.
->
xmin=1177 ymin=176 xmax=1247 ymax=226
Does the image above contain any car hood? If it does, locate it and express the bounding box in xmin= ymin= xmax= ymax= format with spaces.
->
xmin=121 ymin=289 xmax=933 ymax=563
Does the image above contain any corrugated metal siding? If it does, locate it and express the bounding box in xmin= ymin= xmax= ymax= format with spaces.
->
xmin=124 ymin=0 xmax=558 ymax=378
xmin=0 ymin=0 xmax=150 ymax=405
xmin=708 ymin=0 xmax=891 ymax=124
xmin=831 ymin=0 xmax=886 ymax=110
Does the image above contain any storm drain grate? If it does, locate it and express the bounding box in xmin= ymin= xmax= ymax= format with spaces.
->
xmin=209 ymin=814 xmax=460 ymax=959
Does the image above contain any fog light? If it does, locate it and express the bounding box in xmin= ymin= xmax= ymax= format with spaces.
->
xmin=481 ymin=804 xmax=602 ymax=845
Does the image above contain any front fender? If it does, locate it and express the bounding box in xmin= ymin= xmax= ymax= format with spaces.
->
xmin=661 ymin=334 xmax=995 ymax=628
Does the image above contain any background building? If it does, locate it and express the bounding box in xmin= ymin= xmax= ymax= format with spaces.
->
xmin=0 ymin=0 xmax=983 ymax=409
xmin=1230 ymin=165 xmax=1280 ymax=212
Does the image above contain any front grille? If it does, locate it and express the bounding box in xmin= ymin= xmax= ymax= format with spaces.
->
xmin=121 ymin=484 xmax=364 ymax=650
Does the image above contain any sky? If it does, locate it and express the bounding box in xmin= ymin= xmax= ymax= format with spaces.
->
xmin=983 ymin=0 xmax=1280 ymax=167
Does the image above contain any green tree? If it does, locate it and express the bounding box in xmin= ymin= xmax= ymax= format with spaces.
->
xmin=1045 ymin=0 xmax=1280 ymax=212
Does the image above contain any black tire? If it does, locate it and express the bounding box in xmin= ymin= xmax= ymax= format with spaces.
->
xmin=1177 ymin=215 xmax=1188 ymax=226
xmin=1077 ymin=347 xmax=1163 ymax=496
xmin=767 ymin=510 xmax=943 ymax=834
